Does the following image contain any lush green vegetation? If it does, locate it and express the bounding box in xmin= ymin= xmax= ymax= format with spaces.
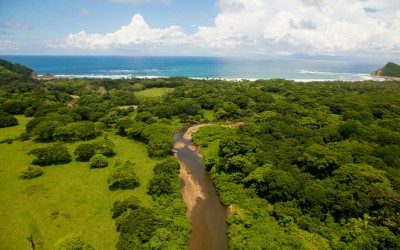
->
xmin=0 ymin=63 xmax=189 ymax=249
xmin=189 ymin=80 xmax=400 ymax=249
xmin=0 ymin=58 xmax=35 ymax=81
xmin=2 ymin=59 xmax=400 ymax=249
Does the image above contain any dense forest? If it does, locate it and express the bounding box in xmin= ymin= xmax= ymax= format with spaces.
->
xmin=1 ymin=59 xmax=400 ymax=249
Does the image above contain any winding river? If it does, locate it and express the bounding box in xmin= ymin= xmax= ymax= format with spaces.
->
xmin=174 ymin=127 xmax=228 ymax=250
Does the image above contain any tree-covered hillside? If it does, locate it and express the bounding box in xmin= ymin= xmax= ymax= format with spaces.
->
xmin=0 ymin=59 xmax=36 ymax=82
xmin=373 ymin=62 xmax=400 ymax=78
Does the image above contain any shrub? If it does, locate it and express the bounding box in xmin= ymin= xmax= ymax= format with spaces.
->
xmin=147 ymin=136 xmax=173 ymax=158
xmin=20 ymin=166 xmax=43 ymax=179
xmin=0 ymin=112 xmax=18 ymax=128
xmin=96 ymin=138 xmax=116 ymax=157
xmin=115 ymin=207 xmax=159 ymax=243
xmin=74 ymin=139 xmax=116 ymax=162
xmin=108 ymin=161 xmax=140 ymax=190
xmin=147 ymin=159 xmax=180 ymax=196
xmin=89 ymin=154 xmax=109 ymax=169
xmin=147 ymin=175 xmax=175 ymax=196
xmin=53 ymin=121 xmax=100 ymax=142
xmin=55 ymin=234 xmax=94 ymax=250
xmin=29 ymin=143 xmax=72 ymax=166
xmin=32 ymin=121 xmax=60 ymax=142
xmin=152 ymin=158 xmax=180 ymax=176
xmin=74 ymin=143 xmax=96 ymax=161
xmin=112 ymin=196 xmax=141 ymax=219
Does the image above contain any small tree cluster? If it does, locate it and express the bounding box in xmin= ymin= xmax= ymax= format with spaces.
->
xmin=111 ymin=196 xmax=141 ymax=219
xmin=19 ymin=166 xmax=43 ymax=179
xmin=74 ymin=139 xmax=116 ymax=162
xmin=53 ymin=121 xmax=100 ymax=142
xmin=89 ymin=154 xmax=109 ymax=168
xmin=0 ymin=111 xmax=18 ymax=128
xmin=108 ymin=160 xmax=140 ymax=190
xmin=147 ymin=158 xmax=180 ymax=197
xmin=125 ymin=122 xmax=174 ymax=158
xmin=55 ymin=234 xmax=94 ymax=250
xmin=29 ymin=143 xmax=72 ymax=166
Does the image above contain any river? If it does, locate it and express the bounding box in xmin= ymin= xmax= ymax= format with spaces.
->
xmin=174 ymin=128 xmax=228 ymax=250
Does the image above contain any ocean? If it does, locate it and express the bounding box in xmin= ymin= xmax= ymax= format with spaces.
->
xmin=0 ymin=55 xmax=383 ymax=81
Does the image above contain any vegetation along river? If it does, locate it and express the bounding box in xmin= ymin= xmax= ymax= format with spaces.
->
xmin=174 ymin=126 xmax=228 ymax=250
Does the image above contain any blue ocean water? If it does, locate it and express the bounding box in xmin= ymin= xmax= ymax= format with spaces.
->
xmin=0 ymin=55 xmax=382 ymax=81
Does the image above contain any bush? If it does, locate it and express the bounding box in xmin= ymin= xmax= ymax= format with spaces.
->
xmin=20 ymin=166 xmax=43 ymax=179
xmin=112 ymin=196 xmax=141 ymax=219
xmin=147 ymin=136 xmax=173 ymax=158
xmin=96 ymin=138 xmax=116 ymax=157
xmin=147 ymin=175 xmax=176 ymax=196
xmin=89 ymin=154 xmax=109 ymax=169
xmin=147 ymin=159 xmax=180 ymax=196
xmin=108 ymin=161 xmax=140 ymax=190
xmin=152 ymin=158 xmax=180 ymax=176
xmin=74 ymin=139 xmax=116 ymax=162
xmin=29 ymin=143 xmax=72 ymax=166
xmin=74 ymin=143 xmax=96 ymax=161
xmin=32 ymin=121 xmax=60 ymax=142
xmin=55 ymin=234 xmax=94 ymax=250
xmin=115 ymin=207 xmax=159 ymax=243
xmin=53 ymin=121 xmax=100 ymax=142
xmin=0 ymin=112 xmax=18 ymax=128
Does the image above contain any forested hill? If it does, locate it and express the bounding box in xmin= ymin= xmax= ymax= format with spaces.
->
xmin=0 ymin=58 xmax=36 ymax=82
xmin=373 ymin=62 xmax=400 ymax=78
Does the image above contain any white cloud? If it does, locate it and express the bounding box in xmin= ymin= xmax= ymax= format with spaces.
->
xmin=64 ymin=0 xmax=400 ymax=56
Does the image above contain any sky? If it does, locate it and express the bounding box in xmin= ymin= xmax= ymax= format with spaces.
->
xmin=0 ymin=0 xmax=400 ymax=58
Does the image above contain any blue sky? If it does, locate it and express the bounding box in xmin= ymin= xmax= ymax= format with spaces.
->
xmin=0 ymin=0 xmax=216 ymax=39
xmin=0 ymin=0 xmax=400 ymax=58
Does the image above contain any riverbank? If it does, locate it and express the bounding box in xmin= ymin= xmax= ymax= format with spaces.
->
xmin=173 ymin=128 xmax=228 ymax=250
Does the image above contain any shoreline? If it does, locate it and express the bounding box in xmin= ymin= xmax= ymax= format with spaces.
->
xmin=35 ymin=74 xmax=393 ymax=82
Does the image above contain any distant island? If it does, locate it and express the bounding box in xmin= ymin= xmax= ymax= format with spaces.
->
xmin=372 ymin=62 xmax=400 ymax=78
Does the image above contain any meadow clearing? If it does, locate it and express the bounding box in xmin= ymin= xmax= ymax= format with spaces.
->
xmin=0 ymin=116 xmax=159 ymax=249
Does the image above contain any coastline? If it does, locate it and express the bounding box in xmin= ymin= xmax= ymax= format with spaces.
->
xmin=35 ymin=74 xmax=391 ymax=82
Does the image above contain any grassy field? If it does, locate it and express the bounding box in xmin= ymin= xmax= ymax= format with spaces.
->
xmin=0 ymin=116 xmax=159 ymax=249
xmin=135 ymin=87 xmax=174 ymax=100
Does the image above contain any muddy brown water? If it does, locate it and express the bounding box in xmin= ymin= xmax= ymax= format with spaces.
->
xmin=174 ymin=130 xmax=228 ymax=250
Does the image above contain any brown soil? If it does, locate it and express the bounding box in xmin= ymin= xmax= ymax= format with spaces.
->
xmin=183 ymin=123 xmax=212 ymax=140
xmin=178 ymin=161 xmax=205 ymax=216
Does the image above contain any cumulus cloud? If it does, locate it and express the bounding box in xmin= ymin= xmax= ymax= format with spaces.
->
xmin=64 ymin=0 xmax=400 ymax=56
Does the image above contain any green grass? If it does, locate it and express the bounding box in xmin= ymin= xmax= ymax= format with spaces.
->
xmin=0 ymin=116 xmax=159 ymax=250
xmin=135 ymin=87 xmax=173 ymax=100
xmin=0 ymin=115 xmax=31 ymax=141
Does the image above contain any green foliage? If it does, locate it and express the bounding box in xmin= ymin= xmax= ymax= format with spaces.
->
xmin=115 ymin=207 xmax=160 ymax=244
xmin=147 ymin=136 xmax=173 ymax=158
xmin=19 ymin=166 xmax=43 ymax=179
xmin=147 ymin=159 xmax=180 ymax=196
xmin=89 ymin=154 xmax=109 ymax=169
xmin=74 ymin=143 xmax=96 ymax=161
xmin=374 ymin=62 xmax=400 ymax=77
xmin=32 ymin=120 xmax=60 ymax=142
xmin=29 ymin=143 xmax=72 ymax=166
xmin=107 ymin=160 xmax=140 ymax=190
xmin=0 ymin=59 xmax=34 ymax=80
xmin=0 ymin=112 xmax=18 ymax=128
xmin=111 ymin=196 xmax=141 ymax=219
xmin=55 ymin=234 xmax=94 ymax=250
xmin=54 ymin=122 xmax=100 ymax=142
